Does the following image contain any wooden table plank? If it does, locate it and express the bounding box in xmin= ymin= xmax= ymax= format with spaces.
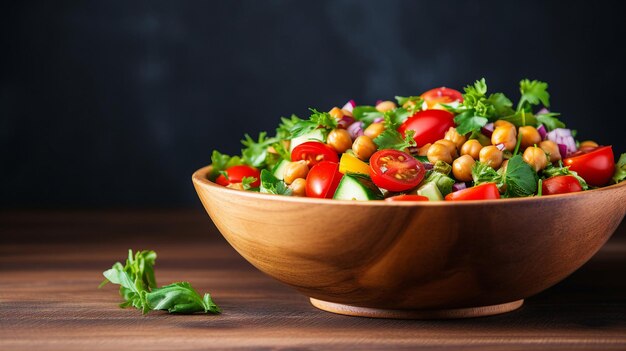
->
xmin=1 ymin=210 xmax=625 ymax=350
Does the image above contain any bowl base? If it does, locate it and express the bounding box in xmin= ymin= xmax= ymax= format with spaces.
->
xmin=309 ymin=298 xmax=524 ymax=319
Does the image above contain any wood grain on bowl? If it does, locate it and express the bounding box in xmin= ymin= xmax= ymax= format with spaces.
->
xmin=193 ymin=165 xmax=626 ymax=318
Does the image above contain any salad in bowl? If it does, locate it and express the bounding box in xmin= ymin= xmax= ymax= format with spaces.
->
xmin=208 ymin=78 xmax=625 ymax=201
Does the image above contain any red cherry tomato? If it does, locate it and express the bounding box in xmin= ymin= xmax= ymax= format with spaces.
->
xmin=398 ymin=110 xmax=455 ymax=147
xmin=369 ymin=150 xmax=425 ymax=192
xmin=305 ymin=161 xmax=343 ymax=198
xmin=215 ymin=165 xmax=261 ymax=187
xmin=563 ymin=146 xmax=614 ymax=187
xmin=421 ymin=87 xmax=463 ymax=109
xmin=385 ymin=194 xmax=429 ymax=202
xmin=292 ymin=141 xmax=339 ymax=167
xmin=542 ymin=175 xmax=583 ymax=196
xmin=445 ymin=183 xmax=501 ymax=201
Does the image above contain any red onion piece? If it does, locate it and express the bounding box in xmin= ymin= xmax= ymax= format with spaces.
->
xmin=347 ymin=121 xmax=364 ymax=139
xmin=547 ymin=128 xmax=577 ymax=156
xmin=337 ymin=116 xmax=355 ymax=129
xmin=537 ymin=124 xmax=547 ymax=140
xmin=537 ymin=107 xmax=550 ymax=115
xmin=373 ymin=117 xmax=384 ymax=124
xmin=557 ymin=143 xmax=568 ymax=159
xmin=422 ymin=162 xmax=433 ymax=170
xmin=342 ymin=100 xmax=356 ymax=113
xmin=452 ymin=182 xmax=467 ymax=192
xmin=495 ymin=143 xmax=506 ymax=151
xmin=481 ymin=123 xmax=494 ymax=138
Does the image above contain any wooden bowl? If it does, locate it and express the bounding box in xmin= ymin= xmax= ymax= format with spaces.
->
xmin=193 ymin=166 xmax=626 ymax=319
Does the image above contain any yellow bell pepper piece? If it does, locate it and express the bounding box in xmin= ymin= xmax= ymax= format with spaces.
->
xmin=339 ymin=153 xmax=370 ymax=175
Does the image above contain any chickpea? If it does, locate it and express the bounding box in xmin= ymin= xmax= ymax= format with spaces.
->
xmin=427 ymin=142 xmax=453 ymax=164
xmin=418 ymin=143 xmax=431 ymax=156
xmin=226 ymin=182 xmax=245 ymax=191
xmin=434 ymin=139 xmax=458 ymax=158
xmin=375 ymin=100 xmax=397 ymax=112
xmin=444 ymin=127 xmax=467 ymax=150
xmin=460 ymin=139 xmax=483 ymax=160
xmin=329 ymin=107 xmax=344 ymax=120
xmin=580 ymin=140 xmax=599 ymax=148
xmin=523 ymin=146 xmax=548 ymax=171
xmin=289 ymin=178 xmax=306 ymax=197
xmin=479 ymin=145 xmax=503 ymax=169
xmin=452 ymin=155 xmax=475 ymax=182
xmin=327 ymin=129 xmax=352 ymax=153
xmin=364 ymin=122 xmax=385 ymax=139
xmin=491 ymin=126 xmax=517 ymax=151
xmin=283 ymin=160 xmax=309 ymax=185
xmin=494 ymin=120 xmax=516 ymax=129
xmin=352 ymin=135 xmax=377 ymax=160
xmin=539 ymin=140 xmax=561 ymax=162
xmin=518 ymin=126 xmax=542 ymax=149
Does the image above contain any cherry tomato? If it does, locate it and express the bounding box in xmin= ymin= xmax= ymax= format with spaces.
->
xmin=369 ymin=150 xmax=425 ymax=192
xmin=445 ymin=183 xmax=501 ymax=201
xmin=563 ymin=146 xmax=614 ymax=187
xmin=421 ymin=87 xmax=463 ymax=109
xmin=215 ymin=165 xmax=260 ymax=187
xmin=292 ymin=141 xmax=339 ymax=167
xmin=542 ymin=175 xmax=583 ymax=196
xmin=305 ymin=161 xmax=343 ymax=198
xmin=398 ymin=109 xmax=455 ymax=147
xmin=385 ymin=194 xmax=429 ymax=202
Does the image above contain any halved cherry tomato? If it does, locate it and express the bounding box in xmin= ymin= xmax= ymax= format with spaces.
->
xmin=398 ymin=109 xmax=455 ymax=147
xmin=369 ymin=150 xmax=425 ymax=192
xmin=445 ymin=183 xmax=501 ymax=201
xmin=421 ymin=87 xmax=463 ymax=109
xmin=385 ymin=194 xmax=429 ymax=202
xmin=542 ymin=175 xmax=583 ymax=196
xmin=563 ymin=146 xmax=614 ymax=187
xmin=292 ymin=141 xmax=339 ymax=167
xmin=215 ymin=165 xmax=261 ymax=187
xmin=305 ymin=161 xmax=343 ymax=198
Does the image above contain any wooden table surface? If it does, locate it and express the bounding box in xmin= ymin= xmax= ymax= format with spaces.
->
xmin=1 ymin=210 xmax=625 ymax=350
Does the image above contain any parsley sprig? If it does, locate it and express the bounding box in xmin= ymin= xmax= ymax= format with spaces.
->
xmin=289 ymin=108 xmax=337 ymax=138
xmin=100 ymin=250 xmax=220 ymax=315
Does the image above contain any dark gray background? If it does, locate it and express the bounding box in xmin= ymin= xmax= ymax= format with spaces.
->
xmin=2 ymin=0 xmax=625 ymax=208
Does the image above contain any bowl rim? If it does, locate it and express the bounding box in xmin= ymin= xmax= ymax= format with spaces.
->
xmin=192 ymin=165 xmax=626 ymax=207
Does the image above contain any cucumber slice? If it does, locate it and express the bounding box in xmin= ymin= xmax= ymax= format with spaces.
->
xmin=333 ymin=174 xmax=383 ymax=201
xmin=416 ymin=182 xmax=443 ymax=201
xmin=271 ymin=159 xmax=290 ymax=180
xmin=289 ymin=129 xmax=326 ymax=153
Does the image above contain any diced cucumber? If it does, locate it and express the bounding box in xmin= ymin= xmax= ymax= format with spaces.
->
xmin=333 ymin=174 xmax=383 ymax=201
xmin=289 ymin=129 xmax=326 ymax=153
xmin=271 ymin=159 xmax=290 ymax=180
xmin=416 ymin=182 xmax=443 ymax=201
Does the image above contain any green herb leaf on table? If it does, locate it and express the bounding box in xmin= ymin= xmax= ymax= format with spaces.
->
xmin=613 ymin=153 xmax=626 ymax=184
xmin=146 ymin=282 xmax=221 ymax=314
xmin=373 ymin=129 xmax=416 ymax=151
xmin=100 ymin=250 xmax=220 ymax=315
xmin=517 ymin=79 xmax=550 ymax=111
xmin=259 ymin=169 xmax=292 ymax=195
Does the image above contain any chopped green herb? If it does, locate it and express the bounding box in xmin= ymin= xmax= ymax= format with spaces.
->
xmin=100 ymin=250 xmax=219 ymax=315
xmin=517 ymin=79 xmax=550 ymax=111
xmin=210 ymin=150 xmax=243 ymax=179
xmin=241 ymin=132 xmax=278 ymax=168
xmin=290 ymin=108 xmax=337 ymax=138
xmin=502 ymin=155 xmax=538 ymax=197
xmin=259 ymin=169 xmax=292 ymax=195
xmin=373 ymin=129 xmax=416 ymax=151
xmin=241 ymin=176 xmax=257 ymax=190
xmin=543 ymin=162 xmax=589 ymax=190
xmin=536 ymin=112 xmax=566 ymax=131
xmin=613 ymin=153 xmax=626 ymax=184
